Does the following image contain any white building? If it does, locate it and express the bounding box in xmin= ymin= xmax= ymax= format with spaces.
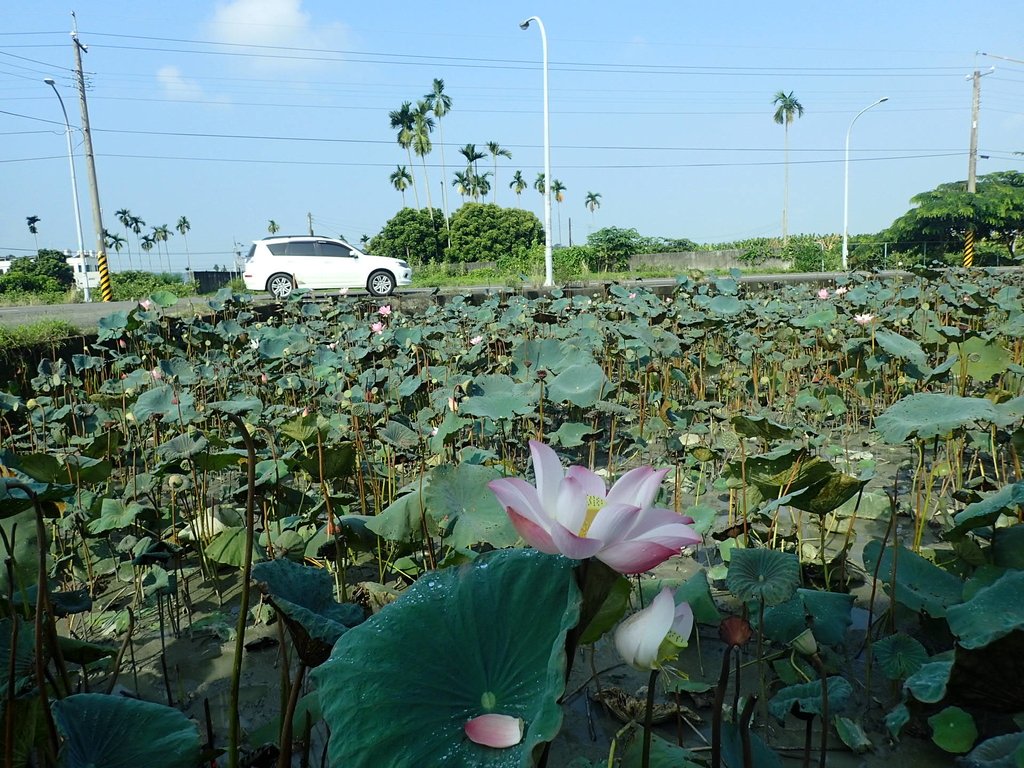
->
xmin=0 ymin=250 xmax=101 ymax=292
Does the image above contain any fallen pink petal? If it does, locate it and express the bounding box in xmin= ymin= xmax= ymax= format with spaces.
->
xmin=464 ymin=714 xmax=524 ymax=748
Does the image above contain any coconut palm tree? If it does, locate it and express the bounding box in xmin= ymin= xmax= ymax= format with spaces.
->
xmin=424 ymin=78 xmax=452 ymax=223
xmin=152 ymin=224 xmax=173 ymax=273
xmin=140 ymin=233 xmax=156 ymax=270
xmin=268 ymin=219 xmax=280 ymax=235
xmin=534 ymin=173 xmax=546 ymax=197
xmin=26 ymin=215 xmax=40 ymax=251
xmin=115 ymin=208 xmax=135 ymax=269
xmin=458 ymin=144 xmax=486 ymax=178
xmin=176 ymin=215 xmax=192 ymax=273
xmin=551 ymin=179 xmax=567 ymax=245
xmin=452 ymin=170 xmax=471 ymax=203
xmin=486 ymin=142 xmax=512 ymax=204
xmin=509 ymin=170 xmax=527 ymax=207
xmin=390 ymin=166 xmax=413 ymax=206
xmin=772 ymin=90 xmax=804 ymax=244
xmin=412 ymin=100 xmax=436 ymax=221
xmin=104 ymin=230 xmax=126 ymax=270
xmin=584 ymin=192 xmax=602 ymax=228
xmin=388 ymin=101 xmax=419 ymax=208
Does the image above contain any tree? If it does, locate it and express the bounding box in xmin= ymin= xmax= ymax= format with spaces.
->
xmin=152 ymin=224 xmax=173 ymax=273
xmin=452 ymin=170 xmax=471 ymax=203
xmin=448 ymin=203 xmax=543 ymax=264
xmin=390 ymin=166 xmax=413 ymax=206
xmin=115 ymin=208 xmax=135 ymax=269
xmin=140 ymin=233 xmax=155 ymax=270
xmin=458 ymin=144 xmax=487 ymax=190
xmin=534 ymin=173 xmax=546 ymax=196
xmin=26 ymin=216 xmax=40 ymax=250
xmin=104 ymin=230 xmax=126 ymax=269
xmin=486 ymin=142 xmax=512 ymax=204
xmin=267 ymin=219 xmax=280 ymax=235
xmin=129 ymin=215 xmax=146 ymax=269
xmin=369 ymin=207 xmax=446 ymax=265
xmin=470 ymin=171 xmax=492 ymax=202
xmin=424 ymin=78 xmax=453 ymax=224
xmin=585 ymin=191 xmax=601 ymax=216
xmin=586 ymin=226 xmax=645 ymax=272
xmin=388 ymin=101 xmax=419 ymax=208
xmin=0 ymin=248 xmax=73 ymax=294
xmin=412 ymin=100 xmax=436 ymax=220
xmin=772 ymin=90 xmax=804 ymax=243
xmin=509 ymin=171 xmax=527 ymax=207
xmin=550 ymin=179 xmax=566 ymax=245
xmin=884 ymin=171 xmax=1024 ymax=264
xmin=176 ymin=215 xmax=192 ymax=273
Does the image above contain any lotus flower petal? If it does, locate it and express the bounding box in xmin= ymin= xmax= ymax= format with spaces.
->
xmin=565 ymin=465 xmax=607 ymax=500
xmin=607 ymin=466 xmax=669 ymax=509
xmin=464 ymin=714 xmax=524 ymax=748
xmin=529 ymin=440 xmax=565 ymax=512
xmin=614 ymin=588 xmax=675 ymax=669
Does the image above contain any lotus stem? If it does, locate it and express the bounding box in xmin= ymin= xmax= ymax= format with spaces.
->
xmin=641 ymin=668 xmax=659 ymax=768
xmin=277 ymin=661 xmax=307 ymax=768
xmin=812 ymin=655 xmax=829 ymax=768
xmin=711 ymin=643 xmax=733 ymax=768
xmin=739 ymin=694 xmax=756 ymax=768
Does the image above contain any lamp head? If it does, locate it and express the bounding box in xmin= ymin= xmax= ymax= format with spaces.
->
xmin=879 ymin=97 xmax=889 ymax=103
xmin=43 ymin=77 xmax=55 ymax=86
xmin=519 ymin=19 xmax=531 ymax=29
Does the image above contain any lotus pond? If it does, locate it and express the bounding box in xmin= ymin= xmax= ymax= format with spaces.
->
xmin=2 ymin=267 xmax=1024 ymax=768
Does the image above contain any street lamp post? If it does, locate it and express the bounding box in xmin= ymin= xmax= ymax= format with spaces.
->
xmin=842 ymin=97 xmax=888 ymax=271
xmin=519 ymin=16 xmax=553 ymax=287
xmin=43 ymin=76 xmax=90 ymax=302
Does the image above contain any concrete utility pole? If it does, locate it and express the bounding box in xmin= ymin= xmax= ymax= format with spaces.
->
xmin=307 ymin=212 xmax=314 ymax=236
xmin=964 ymin=67 xmax=994 ymax=267
xmin=71 ymin=12 xmax=113 ymax=300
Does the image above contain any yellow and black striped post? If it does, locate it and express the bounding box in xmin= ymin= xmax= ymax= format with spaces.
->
xmin=96 ymin=249 xmax=114 ymax=301
xmin=963 ymin=229 xmax=975 ymax=268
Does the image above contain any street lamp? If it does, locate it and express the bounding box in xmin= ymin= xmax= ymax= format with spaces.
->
xmin=519 ymin=16 xmax=553 ymax=287
xmin=43 ymin=76 xmax=90 ymax=302
xmin=842 ymin=97 xmax=888 ymax=271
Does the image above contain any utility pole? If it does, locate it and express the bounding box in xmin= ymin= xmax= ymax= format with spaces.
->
xmin=964 ymin=67 xmax=994 ymax=267
xmin=307 ymin=212 xmax=314 ymax=236
xmin=71 ymin=12 xmax=113 ymax=300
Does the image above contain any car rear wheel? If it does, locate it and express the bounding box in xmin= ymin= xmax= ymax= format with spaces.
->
xmin=267 ymin=273 xmax=295 ymax=299
xmin=367 ymin=270 xmax=396 ymax=297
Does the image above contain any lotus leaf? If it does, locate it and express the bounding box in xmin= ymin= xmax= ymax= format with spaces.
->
xmin=961 ymin=732 xmax=1024 ymax=768
xmin=51 ymin=693 xmax=201 ymax=768
xmin=834 ymin=716 xmax=872 ymax=754
xmin=904 ymin=660 xmax=953 ymax=704
xmin=946 ymin=569 xmax=1024 ymax=649
xmin=730 ymin=414 xmax=795 ymax=442
xmin=947 ymin=481 xmax=1024 ymax=538
xmin=874 ymin=393 xmax=1000 ymax=443
xmin=726 ymin=548 xmax=800 ymax=606
xmin=886 ymin=702 xmax=910 ymax=738
xmin=131 ymin=384 xmax=197 ymax=424
xmin=205 ymin=526 xmax=263 ymax=566
xmin=872 ymin=632 xmax=928 ymax=680
xmin=928 ymin=706 xmax=978 ymax=754
xmin=767 ymin=677 xmax=852 ymax=721
xmin=545 ymin=363 xmax=609 ymax=408
xmin=461 ymin=374 xmax=539 ymax=422
xmin=547 ymin=421 xmax=598 ymax=448
xmin=311 ymin=549 xmax=580 ymax=767
xmin=862 ymin=539 xmax=963 ymax=618
xmin=873 ymin=328 xmax=928 ymax=368
xmin=762 ymin=589 xmax=853 ymax=647
xmin=424 ymin=463 xmax=519 ymax=549
xmin=87 ymin=499 xmax=145 ymax=534
xmin=619 ymin=727 xmax=703 ymax=767
xmin=956 ymin=336 xmax=1011 ymax=383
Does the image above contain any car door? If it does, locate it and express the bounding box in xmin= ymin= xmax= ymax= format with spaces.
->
xmin=316 ymin=240 xmax=362 ymax=289
xmin=283 ymin=239 xmax=320 ymax=289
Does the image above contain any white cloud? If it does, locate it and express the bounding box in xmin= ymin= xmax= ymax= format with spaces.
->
xmin=204 ymin=0 xmax=351 ymax=71
xmin=156 ymin=66 xmax=205 ymax=101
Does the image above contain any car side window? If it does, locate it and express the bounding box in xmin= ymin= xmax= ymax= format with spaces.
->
xmin=267 ymin=243 xmax=287 ymax=256
xmin=318 ymin=241 xmax=354 ymax=258
xmin=284 ymin=241 xmax=318 ymax=257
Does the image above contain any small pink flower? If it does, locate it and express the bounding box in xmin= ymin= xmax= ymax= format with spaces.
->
xmin=470 ymin=335 xmax=484 ymax=346
xmin=378 ymin=305 xmax=392 ymax=317
xmin=260 ymin=373 xmax=268 ymax=384
xmin=817 ymin=288 xmax=830 ymax=299
xmin=370 ymin=321 xmax=384 ymax=335
xmin=327 ymin=342 xmax=337 ymax=351
xmin=628 ymin=292 xmax=637 ymax=299
xmin=150 ymin=367 xmax=163 ymax=380
xmin=118 ymin=339 xmax=127 ymax=349
xmin=853 ymin=313 xmax=874 ymax=325
xmin=834 ymin=286 xmax=848 ymax=296
xmin=464 ymin=714 xmax=523 ymax=749
xmin=139 ymin=299 xmax=152 ymax=310
xmin=338 ymin=287 xmax=349 ymax=296
xmin=430 ymin=426 xmax=439 ymax=437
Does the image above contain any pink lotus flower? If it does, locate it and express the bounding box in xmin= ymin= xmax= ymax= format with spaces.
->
xmin=378 ymin=305 xmax=392 ymax=317
xmin=370 ymin=321 xmax=384 ymax=334
xmin=853 ymin=313 xmax=874 ymax=325
xmin=260 ymin=373 xmax=268 ymax=384
xmin=629 ymin=292 xmax=637 ymax=299
xmin=139 ymin=299 xmax=153 ymax=310
xmin=464 ymin=714 xmax=523 ymax=748
xmin=817 ymin=288 xmax=830 ymax=299
xmin=488 ymin=441 xmax=700 ymax=574
xmin=150 ymin=367 xmax=163 ymax=380
xmin=470 ymin=335 xmax=484 ymax=346
xmin=834 ymin=286 xmax=848 ymax=296
xmin=614 ymin=587 xmax=694 ymax=670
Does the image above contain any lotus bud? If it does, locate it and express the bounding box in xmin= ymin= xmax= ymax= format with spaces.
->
xmin=719 ymin=615 xmax=753 ymax=648
xmin=791 ymin=628 xmax=818 ymax=657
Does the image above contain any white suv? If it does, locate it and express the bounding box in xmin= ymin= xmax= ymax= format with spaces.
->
xmin=242 ymin=236 xmax=412 ymax=298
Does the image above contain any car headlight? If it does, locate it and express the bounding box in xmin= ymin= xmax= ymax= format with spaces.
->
xmin=398 ymin=260 xmax=409 ymax=268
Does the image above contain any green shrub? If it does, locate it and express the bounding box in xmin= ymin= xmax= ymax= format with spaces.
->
xmin=109 ymin=271 xmax=197 ymax=301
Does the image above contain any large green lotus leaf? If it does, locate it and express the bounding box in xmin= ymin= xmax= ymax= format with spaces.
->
xmin=762 ymin=589 xmax=853 ymax=647
xmin=251 ymin=558 xmax=364 ymax=665
xmin=957 ymin=337 xmax=1011 ymax=383
xmin=619 ymin=726 xmax=703 ymax=767
xmin=131 ymin=384 xmax=197 ymax=424
xmin=730 ymin=414 xmax=795 ymax=442
xmin=726 ymin=548 xmax=800 ymax=606
xmin=904 ymin=660 xmax=953 ymax=704
xmin=0 ymin=618 xmax=34 ymax=698
xmin=835 ymin=490 xmax=891 ymax=520
xmin=545 ymin=363 xmax=608 ymax=408
xmin=513 ymin=338 xmax=590 ymax=376
xmin=51 ymin=693 xmax=201 ymax=768
xmin=862 ymin=540 xmax=963 ymax=618
xmin=0 ymin=696 xmax=45 ymax=768
xmin=205 ymin=526 xmax=264 ymax=566
xmin=875 ymin=394 xmax=1000 ymax=443
xmin=640 ymin=568 xmax=721 ymax=626
xmin=461 ymin=374 xmax=538 ymax=422
xmin=705 ymin=295 xmax=746 ymax=316
xmin=548 ymin=421 xmax=598 ymax=448
xmin=992 ymin=526 xmax=1024 ymax=569
xmin=872 ymin=632 xmax=928 ymax=680
xmin=424 ymin=463 xmax=518 ymax=549
xmin=834 ymin=716 xmax=873 ymax=755
xmin=577 ymin=574 xmax=631 ymax=645
xmin=929 ymin=706 xmax=978 ymax=754
xmin=947 ymin=481 xmax=1024 ymax=539
xmin=87 ymin=499 xmax=145 ymax=534
xmin=946 ymin=569 xmax=1024 ymax=649
xmin=767 ymin=677 xmax=852 ymax=721
xmin=311 ymin=549 xmax=580 ymax=768
xmin=961 ymin=732 xmax=1024 ymax=768
xmin=736 ymin=447 xmax=834 ymax=495
xmin=792 ymin=306 xmax=837 ymax=329
xmin=788 ymin=470 xmax=868 ymax=516
xmin=874 ymin=328 xmax=928 ymax=368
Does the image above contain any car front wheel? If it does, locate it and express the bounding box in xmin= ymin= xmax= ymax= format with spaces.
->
xmin=367 ymin=270 xmax=396 ymax=297
xmin=267 ymin=273 xmax=294 ymax=299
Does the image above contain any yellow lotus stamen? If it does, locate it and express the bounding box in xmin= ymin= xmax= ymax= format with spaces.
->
xmin=579 ymin=494 xmax=605 ymax=537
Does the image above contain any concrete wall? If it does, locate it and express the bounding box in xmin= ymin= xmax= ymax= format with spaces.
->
xmin=629 ymin=249 xmax=791 ymax=272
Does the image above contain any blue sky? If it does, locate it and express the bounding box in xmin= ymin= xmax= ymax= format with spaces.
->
xmin=2 ymin=1 xmax=1021 ymax=271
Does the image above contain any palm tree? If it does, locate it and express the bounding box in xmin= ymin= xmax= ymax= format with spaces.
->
xmin=26 ymin=215 xmax=40 ymax=251
xmin=176 ymin=215 xmax=192 ymax=273
xmin=471 ymin=171 xmax=492 ymax=202
xmin=534 ymin=173 xmax=546 ymax=197
xmin=452 ymin=170 xmax=471 ymax=203
xmin=152 ymin=224 xmax=173 ymax=273
xmin=424 ymin=78 xmax=452 ymax=224
xmin=412 ymin=100 xmax=436 ymax=220
xmin=390 ymin=165 xmax=413 ymax=206
xmin=486 ymin=142 xmax=512 ymax=204
xmin=584 ymin=191 xmax=602 ymax=226
xmin=458 ymin=144 xmax=486 ymax=178
xmin=129 ymin=215 xmax=146 ymax=269
xmin=509 ymin=170 xmax=527 ymax=207
xmin=772 ymin=90 xmax=804 ymax=243
xmin=551 ymin=179 xmax=567 ymax=245
xmin=115 ymin=208 xmax=135 ymax=269
xmin=268 ymin=219 xmax=280 ymax=235
xmin=104 ymin=229 xmax=126 ymax=269
xmin=140 ymin=233 xmax=156 ymax=270
xmin=388 ymin=101 xmax=419 ymax=208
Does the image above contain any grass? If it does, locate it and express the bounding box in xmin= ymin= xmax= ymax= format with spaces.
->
xmin=0 ymin=319 xmax=80 ymax=353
